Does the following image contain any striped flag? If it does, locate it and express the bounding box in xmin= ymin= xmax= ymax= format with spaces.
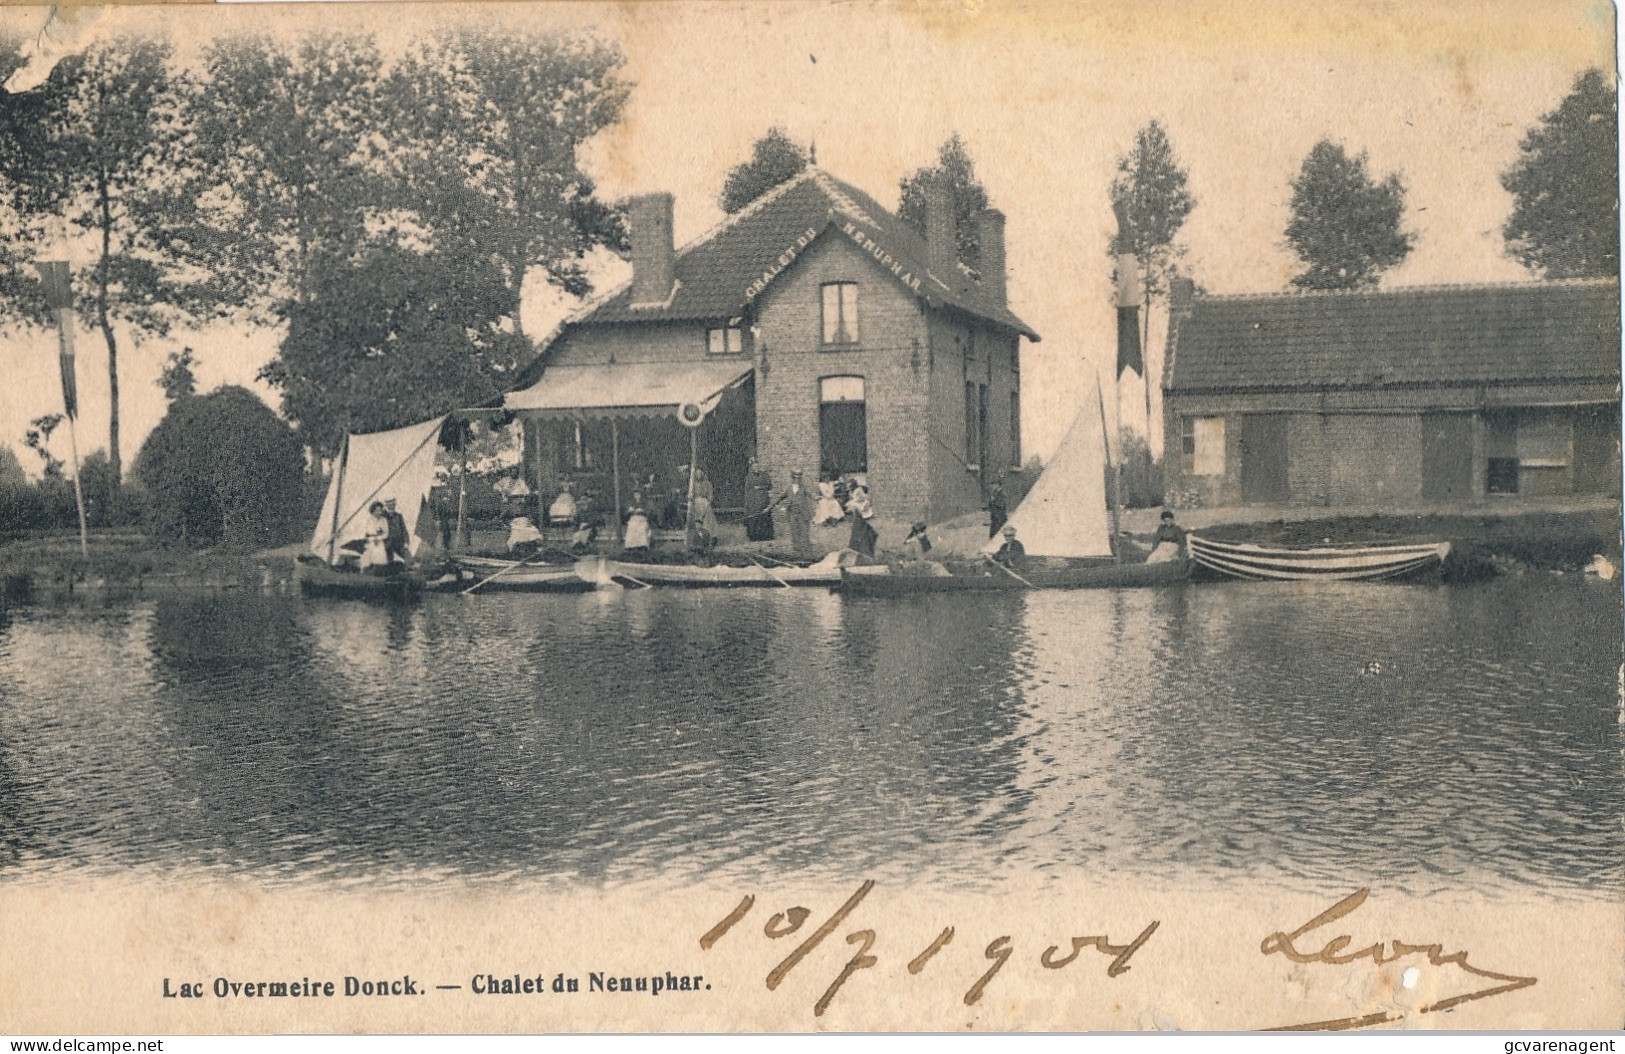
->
xmin=1114 ymin=254 xmax=1142 ymax=377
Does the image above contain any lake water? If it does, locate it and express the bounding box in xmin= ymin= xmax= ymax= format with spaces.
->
xmin=0 ymin=578 xmax=1618 ymax=897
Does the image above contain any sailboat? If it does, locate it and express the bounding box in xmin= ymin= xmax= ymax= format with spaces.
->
xmin=297 ymin=417 xmax=449 ymax=600
xmin=837 ymin=391 xmax=1190 ymax=596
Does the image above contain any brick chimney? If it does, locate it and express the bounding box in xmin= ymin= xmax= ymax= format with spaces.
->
xmin=1170 ymin=276 xmax=1196 ymax=316
xmin=628 ymin=192 xmax=676 ymax=307
xmin=977 ymin=209 xmax=1006 ymax=305
xmin=925 ymin=180 xmax=957 ymax=282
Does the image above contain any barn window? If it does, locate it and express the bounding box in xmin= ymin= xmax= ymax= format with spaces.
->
xmin=1182 ymin=416 xmax=1225 ymax=476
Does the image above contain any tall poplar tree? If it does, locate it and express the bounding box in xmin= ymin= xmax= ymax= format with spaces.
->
xmin=383 ymin=27 xmax=630 ymax=334
xmin=1108 ymin=119 xmax=1195 ymax=370
xmin=188 ymin=32 xmax=388 ymax=323
xmin=1285 ymin=139 xmax=1413 ymax=290
xmin=1501 ymin=68 xmax=1619 ymax=279
xmin=897 ymin=133 xmax=990 ymax=264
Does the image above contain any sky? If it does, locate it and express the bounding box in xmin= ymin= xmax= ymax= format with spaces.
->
xmin=0 ymin=0 xmax=1615 ymax=477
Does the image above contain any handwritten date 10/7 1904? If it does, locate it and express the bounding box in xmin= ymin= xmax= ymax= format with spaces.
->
xmin=698 ymin=883 xmax=1536 ymax=1028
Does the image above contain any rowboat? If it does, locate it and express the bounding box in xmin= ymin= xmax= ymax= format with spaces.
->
xmin=1186 ymin=535 xmax=1450 ymax=582
xmin=296 ymin=558 xmax=423 ymax=601
xmin=590 ymin=556 xmax=843 ymax=587
xmin=446 ymin=555 xmax=599 ymax=593
xmin=838 ymin=558 xmax=1189 ymax=596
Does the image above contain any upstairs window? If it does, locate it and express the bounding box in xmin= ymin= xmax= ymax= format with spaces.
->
xmin=706 ymin=325 xmax=744 ymax=355
xmin=821 ymin=282 xmax=859 ymax=345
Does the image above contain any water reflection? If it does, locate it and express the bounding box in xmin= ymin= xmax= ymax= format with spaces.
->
xmin=0 ymin=578 xmax=1617 ymax=895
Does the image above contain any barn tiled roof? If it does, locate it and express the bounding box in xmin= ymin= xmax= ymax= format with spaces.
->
xmin=577 ymin=168 xmax=1039 ymax=340
xmin=1166 ymin=280 xmax=1620 ymax=392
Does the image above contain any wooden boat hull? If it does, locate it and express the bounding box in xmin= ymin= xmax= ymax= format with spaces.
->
xmin=296 ymin=560 xmax=423 ymax=601
xmin=1186 ymin=535 xmax=1450 ymax=581
xmin=593 ymin=557 xmax=842 ymax=587
xmin=447 ymin=556 xmax=599 ymax=593
xmin=837 ymin=559 xmax=1190 ymax=595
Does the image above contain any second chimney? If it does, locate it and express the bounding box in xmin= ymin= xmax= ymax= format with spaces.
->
xmin=977 ymin=209 xmax=1006 ymax=305
xmin=628 ymin=192 xmax=676 ymax=307
xmin=925 ymin=181 xmax=957 ymax=282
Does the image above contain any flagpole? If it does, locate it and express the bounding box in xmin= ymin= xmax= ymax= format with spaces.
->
xmin=40 ymin=260 xmax=88 ymax=559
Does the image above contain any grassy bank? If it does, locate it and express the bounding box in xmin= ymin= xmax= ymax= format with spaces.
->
xmin=0 ymin=530 xmax=299 ymax=599
xmin=1194 ymin=508 xmax=1622 ymax=577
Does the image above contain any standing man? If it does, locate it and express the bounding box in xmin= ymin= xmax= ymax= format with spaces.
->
xmin=382 ymin=499 xmax=411 ymax=566
xmin=987 ymin=478 xmax=1009 ymax=538
xmin=782 ymin=469 xmax=815 ymax=555
xmin=743 ymin=456 xmax=774 ymax=542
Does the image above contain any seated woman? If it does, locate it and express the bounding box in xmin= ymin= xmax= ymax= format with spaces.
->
xmin=548 ymin=482 xmax=578 ymax=528
xmin=894 ymin=521 xmax=950 ymax=576
xmin=1145 ymin=509 xmax=1187 ymax=564
xmin=814 ymin=473 xmax=845 ymax=526
xmin=506 ymin=515 xmax=544 ymax=557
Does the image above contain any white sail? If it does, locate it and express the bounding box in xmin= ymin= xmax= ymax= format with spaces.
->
xmin=983 ymin=395 xmax=1113 ymax=559
xmin=310 ymin=417 xmax=447 ymax=562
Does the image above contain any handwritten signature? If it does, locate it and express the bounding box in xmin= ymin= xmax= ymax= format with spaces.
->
xmin=699 ymin=883 xmax=1535 ymax=1028
xmin=1262 ymin=888 xmax=1537 ymax=1030
xmin=698 ymin=881 xmax=1159 ymax=1017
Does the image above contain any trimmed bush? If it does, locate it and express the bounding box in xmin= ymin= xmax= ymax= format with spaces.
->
xmin=131 ymin=386 xmax=307 ymax=549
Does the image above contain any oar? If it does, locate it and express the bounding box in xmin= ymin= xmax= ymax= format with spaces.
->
xmin=746 ymin=553 xmax=793 ymax=587
xmin=461 ymin=548 xmax=554 ymax=596
xmin=984 ymin=553 xmax=1037 ymax=589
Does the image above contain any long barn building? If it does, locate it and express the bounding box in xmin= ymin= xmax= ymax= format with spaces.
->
xmin=1161 ymin=279 xmax=1621 ymax=508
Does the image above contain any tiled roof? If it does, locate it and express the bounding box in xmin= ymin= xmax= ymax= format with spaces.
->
xmin=577 ymin=168 xmax=1039 ymax=340
xmin=1166 ymin=280 xmax=1621 ymax=391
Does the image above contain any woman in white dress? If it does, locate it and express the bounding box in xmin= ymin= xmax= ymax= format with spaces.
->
xmin=359 ymin=502 xmax=392 ymax=574
xmin=813 ymin=474 xmax=844 ymax=526
xmin=622 ymin=491 xmax=652 ymax=552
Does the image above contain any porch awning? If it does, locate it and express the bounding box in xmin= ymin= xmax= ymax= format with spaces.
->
xmin=503 ymin=361 xmax=753 ymax=421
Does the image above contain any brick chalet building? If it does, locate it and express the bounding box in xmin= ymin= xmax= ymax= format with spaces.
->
xmin=502 ymin=168 xmax=1039 ymax=529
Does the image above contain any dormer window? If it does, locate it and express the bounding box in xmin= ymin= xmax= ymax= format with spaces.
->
xmin=821 ymin=282 xmax=859 ymax=345
xmin=706 ymin=325 xmax=745 ymax=355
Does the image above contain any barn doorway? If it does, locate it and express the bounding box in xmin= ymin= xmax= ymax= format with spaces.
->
xmin=1239 ymin=414 xmax=1289 ymax=503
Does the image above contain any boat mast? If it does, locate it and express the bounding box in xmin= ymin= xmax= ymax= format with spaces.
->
xmin=1097 ymin=383 xmax=1123 ymax=563
xmin=327 ymin=433 xmax=348 ymax=565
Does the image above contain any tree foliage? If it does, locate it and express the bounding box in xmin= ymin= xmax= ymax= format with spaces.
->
xmin=382 ymin=27 xmax=630 ymax=326
xmin=1500 ymin=68 xmax=1619 ymax=279
xmin=130 ymin=385 xmax=306 ymax=548
xmin=719 ymin=128 xmax=808 ymax=213
xmin=187 ymin=33 xmax=390 ymax=321
xmin=897 ymin=133 xmax=990 ymax=264
xmin=0 ymin=36 xmax=209 ymax=484
xmin=0 ymin=443 xmax=24 ymax=489
xmin=1109 ymin=120 xmax=1196 ymax=298
xmin=22 ymin=414 xmax=64 ymax=478
xmin=1285 ymin=140 xmax=1414 ymax=290
xmin=158 ymin=347 xmax=197 ymax=403
xmin=263 ymin=242 xmax=530 ymax=457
